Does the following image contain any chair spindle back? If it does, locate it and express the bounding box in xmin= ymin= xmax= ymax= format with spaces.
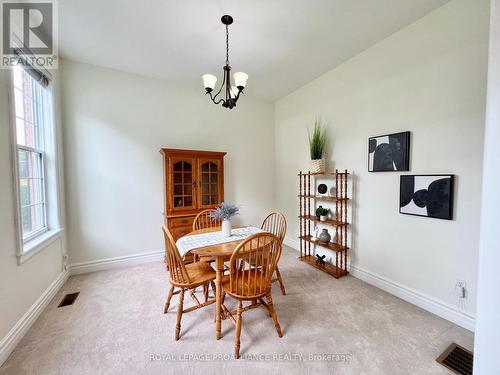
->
xmin=261 ymin=212 xmax=287 ymax=244
xmin=193 ymin=209 xmax=222 ymax=231
xmin=162 ymin=224 xmax=190 ymax=285
xmin=228 ymin=233 xmax=281 ymax=298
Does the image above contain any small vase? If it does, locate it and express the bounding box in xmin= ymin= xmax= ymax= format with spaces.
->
xmin=310 ymin=158 xmax=325 ymax=174
xmin=318 ymin=229 xmax=331 ymax=244
xmin=320 ymin=215 xmax=327 ymax=222
xmin=221 ymin=219 xmax=231 ymax=237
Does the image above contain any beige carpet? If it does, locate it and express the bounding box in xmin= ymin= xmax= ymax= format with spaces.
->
xmin=0 ymin=247 xmax=473 ymax=375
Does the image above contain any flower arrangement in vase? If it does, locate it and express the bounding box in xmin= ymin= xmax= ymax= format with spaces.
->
xmin=210 ymin=202 xmax=239 ymax=237
xmin=308 ymin=118 xmax=327 ymax=173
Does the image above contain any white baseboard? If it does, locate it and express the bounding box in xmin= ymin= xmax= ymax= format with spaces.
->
xmin=0 ymin=269 xmax=70 ymax=366
xmin=70 ymin=250 xmax=164 ymax=275
xmin=284 ymin=235 xmax=475 ymax=332
xmin=283 ymin=236 xmax=300 ymax=251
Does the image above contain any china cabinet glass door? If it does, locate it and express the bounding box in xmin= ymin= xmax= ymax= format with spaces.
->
xmin=198 ymin=158 xmax=222 ymax=209
xmin=170 ymin=157 xmax=196 ymax=211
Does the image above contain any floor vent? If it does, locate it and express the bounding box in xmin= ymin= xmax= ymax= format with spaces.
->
xmin=58 ymin=292 xmax=80 ymax=307
xmin=436 ymin=343 xmax=473 ymax=375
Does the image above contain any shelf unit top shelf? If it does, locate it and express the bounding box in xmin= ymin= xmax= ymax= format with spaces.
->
xmin=298 ymin=194 xmax=349 ymax=202
xmin=297 ymin=171 xmax=350 ymax=177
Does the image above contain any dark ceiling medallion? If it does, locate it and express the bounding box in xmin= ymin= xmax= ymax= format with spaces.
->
xmin=202 ymin=15 xmax=248 ymax=109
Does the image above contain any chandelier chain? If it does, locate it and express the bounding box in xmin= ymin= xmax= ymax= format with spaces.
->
xmin=226 ymin=25 xmax=229 ymax=65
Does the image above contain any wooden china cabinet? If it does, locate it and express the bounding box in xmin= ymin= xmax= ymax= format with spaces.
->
xmin=160 ymin=148 xmax=226 ymax=240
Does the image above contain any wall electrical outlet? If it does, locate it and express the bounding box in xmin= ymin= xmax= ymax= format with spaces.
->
xmin=455 ymin=281 xmax=466 ymax=298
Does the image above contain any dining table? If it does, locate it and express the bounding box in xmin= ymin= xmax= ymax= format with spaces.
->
xmin=176 ymin=226 xmax=264 ymax=340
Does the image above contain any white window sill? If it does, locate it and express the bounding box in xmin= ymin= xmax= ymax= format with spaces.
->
xmin=17 ymin=227 xmax=64 ymax=265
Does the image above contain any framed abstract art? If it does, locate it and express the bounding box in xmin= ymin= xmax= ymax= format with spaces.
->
xmin=399 ymin=174 xmax=454 ymax=220
xmin=368 ymin=131 xmax=410 ymax=172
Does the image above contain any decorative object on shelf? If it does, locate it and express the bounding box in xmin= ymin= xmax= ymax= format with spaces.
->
xmin=318 ymin=228 xmax=331 ymax=244
xmin=317 ymin=183 xmax=328 ymax=195
xmin=211 ymin=202 xmax=240 ymax=236
xmin=298 ymin=169 xmax=350 ymax=278
xmin=329 ymin=186 xmax=336 ymax=197
xmin=315 ymin=205 xmax=326 ymax=220
xmin=315 ymin=254 xmax=326 ymax=265
xmin=308 ymin=119 xmax=327 ymax=173
xmin=317 ymin=206 xmax=329 ymax=222
xmin=368 ymin=131 xmax=410 ymax=172
xmin=400 ymin=175 xmax=454 ymax=220
xmin=202 ymin=15 xmax=248 ymax=109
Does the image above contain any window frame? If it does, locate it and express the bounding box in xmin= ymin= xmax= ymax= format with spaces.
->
xmin=8 ymin=65 xmax=63 ymax=264
xmin=17 ymin=145 xmax=49 ymax=242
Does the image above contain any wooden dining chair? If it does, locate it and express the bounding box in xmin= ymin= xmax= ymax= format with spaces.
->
xmin=162 ymin=224 xmax=217 ymax=340
xmin=261 ymin=212 xmax=287 ymax=295
xmin=193 ymin=209 xmax=222 ymax=231
xmin=221 ymin=232 xmax=283 ymax=358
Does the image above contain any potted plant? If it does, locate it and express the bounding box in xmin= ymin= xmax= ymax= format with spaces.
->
xmin=308 ymin=118 xmax=327 ymax=173
xmin=315 ymin=206 xmax=329 ymax=222
xmin=210 ymin=202 xmax=239 ymax=237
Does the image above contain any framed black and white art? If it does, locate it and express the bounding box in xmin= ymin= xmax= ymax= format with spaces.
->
xmin=368 ymin=131 xmax=410 ymax=172
xmin=400 ymin=174 xmax=454 ymax=220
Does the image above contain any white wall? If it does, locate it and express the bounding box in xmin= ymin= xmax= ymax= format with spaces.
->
xmin=0 ymin=69 xmax=68 ymax=363
xmin=275 ymin=0 xmax=489 ymax=327
xmin=474 ymin=0 xmax=500 ymax=372
xmin=60 ymin=60 xmax=275 ymax=265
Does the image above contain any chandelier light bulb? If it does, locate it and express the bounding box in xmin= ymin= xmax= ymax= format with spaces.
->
xmin=202 ymin=74 xmax=217 ymax=92
xmin=234 ymin=72 xmax=248 ymax=89
xmin=230 ymin=86 xmax=239 ymax=98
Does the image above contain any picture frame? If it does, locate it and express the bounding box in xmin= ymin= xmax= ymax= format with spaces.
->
xmin=399 ymin=174 xmax=454 ymax=220
xmin=368 ymin=131 xmax=410 ymax=172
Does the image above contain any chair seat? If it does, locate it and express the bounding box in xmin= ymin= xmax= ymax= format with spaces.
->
xmin=222 ymin=269 xmax=271 ymax=299
xmin=181 ymin=261 xmax=216 ymax=287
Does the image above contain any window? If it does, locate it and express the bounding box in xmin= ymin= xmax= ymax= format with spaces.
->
xmin=11 ymin=64 xmax=60 ymax=257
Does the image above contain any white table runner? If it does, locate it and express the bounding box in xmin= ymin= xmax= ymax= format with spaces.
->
xmin=176 ymin=226 xmax=263 ymax=258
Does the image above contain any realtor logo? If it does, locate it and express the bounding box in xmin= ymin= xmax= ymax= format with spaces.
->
xmin=1 ymin=1 xmax=58 ymax=69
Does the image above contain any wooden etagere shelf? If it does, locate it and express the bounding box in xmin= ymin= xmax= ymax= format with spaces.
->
xmin=298 ymin=194 xmax=349 ymax=202
xmin=298 ymin=215 xmax=349 ymax=227
xmin=298 ymin=169 xmax=350 ymax=279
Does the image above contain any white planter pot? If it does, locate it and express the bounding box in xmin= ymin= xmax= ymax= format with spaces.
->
xmin=221 ymin=220 xmax=232 ymax=237
xmin=320 ymin=215 xmax=327 ymax=222
xmin=310 ymin=158 xmax=326 ymax=173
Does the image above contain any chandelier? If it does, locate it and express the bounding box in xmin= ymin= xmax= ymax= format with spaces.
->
xmin=202 ymin=15 xmax=248 ymax=109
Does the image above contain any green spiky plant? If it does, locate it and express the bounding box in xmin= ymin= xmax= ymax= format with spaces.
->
xmin=316 ymin=206 xmax=329 ymax=216
xmin=308 ymin=119 xmax=327 ymax=160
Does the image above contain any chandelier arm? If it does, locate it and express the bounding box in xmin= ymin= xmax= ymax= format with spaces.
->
xmin=207 ymin=91 xmax=225 ymax=106
xmin=233 ymin=89 xmax=243 ymax=103
xmin=211 ymin=67 xmax=227 ymax=102
xmin=212 ymin=94 xmax=224 ymax=105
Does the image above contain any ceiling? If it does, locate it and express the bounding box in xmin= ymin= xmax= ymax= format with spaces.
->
xmin=58 ymin=0 xmax=450 ymax=101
